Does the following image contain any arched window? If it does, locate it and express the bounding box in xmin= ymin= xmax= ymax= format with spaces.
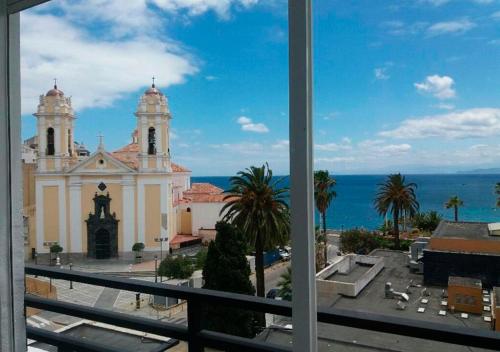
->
xmin=148 ymin=127 xmax=156 ymax=155
xmin=187 ymin=207 xmax=191 ymax=213
xmin=47 ymin=128 xmax=55 ymax=156
xmin=68 ymin=129 xmax=72 ymax=156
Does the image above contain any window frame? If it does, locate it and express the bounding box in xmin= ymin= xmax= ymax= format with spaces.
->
xmin=1 ymin=1 xmax=317 ymax=351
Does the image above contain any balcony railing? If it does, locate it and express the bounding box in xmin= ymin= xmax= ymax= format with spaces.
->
xmin=25 ymin=264 xmax=500 ymax=352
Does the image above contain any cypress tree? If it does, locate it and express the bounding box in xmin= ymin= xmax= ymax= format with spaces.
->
xmin=202 ymin=221 xmax=258 ymax=337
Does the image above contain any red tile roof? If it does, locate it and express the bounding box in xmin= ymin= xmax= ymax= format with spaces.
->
xmin=181 ymin=182 xmax=231 ymax=203
xmin=111 ymin=142 xmax=190 ymax=172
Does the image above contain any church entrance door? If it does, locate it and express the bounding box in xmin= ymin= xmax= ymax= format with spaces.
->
xmin=95 ymin=228 xmax=111 ymax=259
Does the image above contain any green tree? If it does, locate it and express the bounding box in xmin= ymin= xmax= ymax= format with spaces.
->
xmin=202 ymin=221 xmax=257 ymax=337
xmin=194 ymin=247 xmax=208 ymax=270
xmin=158 ymin=255 xmax=194 ymax=279
xmin=412 ymin=211 xmax=442 ymax=233
xmin=314 ymin=170 xmax=337 ymax=268
xmin=277 ymin=267 xmax=292 ymax=301
xmin=445 ymin=196 xmax=463 ymax=222
xmin=221 ymin=163 xmax=290 ymax=298
xmin=340 ymin=229 xmax=379 ymax=254
xmin=374 ymin=174 xmax=419 ymax=249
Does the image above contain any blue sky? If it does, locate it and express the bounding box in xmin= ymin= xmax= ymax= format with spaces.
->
xmin=21 ymin=0 xmax=500 ymax=176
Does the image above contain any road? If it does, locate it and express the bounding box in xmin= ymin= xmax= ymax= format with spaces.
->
xmin=250 ymin=260 xmax=291 ymax=294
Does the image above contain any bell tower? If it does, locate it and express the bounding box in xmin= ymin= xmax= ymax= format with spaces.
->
xmin=34 ymin=81 xmax=75 ymax=172
xmin=135 ymin=78 xmax=171 ymax=172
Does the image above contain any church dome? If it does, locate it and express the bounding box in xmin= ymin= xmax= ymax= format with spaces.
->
xmin=145 ymin=83 xmax=163 ymax=96
xmin=46 ymin=84 xmax=64 ymax=97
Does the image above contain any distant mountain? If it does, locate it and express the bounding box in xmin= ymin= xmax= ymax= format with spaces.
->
xmin=457 ymin=168 xmax=500 ymax=174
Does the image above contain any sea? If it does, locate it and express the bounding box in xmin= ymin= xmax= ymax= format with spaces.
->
xmin=192 ymin=174 xmax=500 ymax=231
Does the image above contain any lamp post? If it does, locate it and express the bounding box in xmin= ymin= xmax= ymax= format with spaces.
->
xmin=154 ymin=255 xmax=158 ymax=283
xmin=69 ymin=263 xmax=73 ymax=289
xmin=154 ymin=237 xmax=168 ymax=261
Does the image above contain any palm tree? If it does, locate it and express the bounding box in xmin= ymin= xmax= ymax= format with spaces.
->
xmin=277 ymin=266 xmax=292 ymax=301
xmin=374 ymin=174 xmax=419 ymax=249
xmin=314 ymin=170 xmax=336 ymax=267
xmin=445 ymin=196 xmax=463 ymax=222
xmin=495 ymin=183 xmax=500 ymax=208
xmin=221 ymin=164 xmax=290 ymax=298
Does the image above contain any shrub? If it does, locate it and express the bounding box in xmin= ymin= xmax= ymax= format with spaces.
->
xmin=158 ymin=255 xmax=194 ymax=279
xmin=50 ymin=244 xmax=63 ymax=254
xmin=412 ymin=211 xmax=442 ymax=232
xmin=132 ymin=242 xmax=145 ymax=253
xmin=340 ymin=229 xmax=379 ymax=254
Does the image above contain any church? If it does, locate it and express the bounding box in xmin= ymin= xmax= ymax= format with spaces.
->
xmin=22 ymin=82 xmax=227 ymax=259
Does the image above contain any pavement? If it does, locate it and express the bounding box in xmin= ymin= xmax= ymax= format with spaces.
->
xmin=27 ymin=255 xmax=291 ymax=336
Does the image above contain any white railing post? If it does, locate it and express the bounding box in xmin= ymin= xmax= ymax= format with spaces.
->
xmin=289 ymin=0 xmax=317 ymax=351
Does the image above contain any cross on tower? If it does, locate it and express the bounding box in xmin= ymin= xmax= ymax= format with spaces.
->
xmin=152 ymin=76 xmax=156 ymax=87
xmin=53 ymin=78 xmax=58 ymax=89
xmin=97 ymin=132 xmax=104 ymax=149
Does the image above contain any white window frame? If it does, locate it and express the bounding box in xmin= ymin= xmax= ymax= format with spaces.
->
xmin=0 ymin=1 xmax=317 ymax=351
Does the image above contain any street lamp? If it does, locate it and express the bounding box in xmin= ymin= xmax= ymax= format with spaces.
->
xmin=154 ymin=236 xmax=168 ymax=261
xmin=154 ymin=255 xmax=158 ymax=283
xmin=69 ymin=262 xmax=73 ymax=289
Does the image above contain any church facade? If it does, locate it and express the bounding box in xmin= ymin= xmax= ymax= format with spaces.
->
xmin=23 ymin=83 xmax=227 ymax=258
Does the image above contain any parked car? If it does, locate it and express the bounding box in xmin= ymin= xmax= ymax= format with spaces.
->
xmin=279 ymin=249 xmax=291 ymax=261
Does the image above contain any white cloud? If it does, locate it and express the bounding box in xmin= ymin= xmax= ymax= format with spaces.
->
xmin=374 ymin=67 xmax=390 ymax=80
xmin=380 ymin=108 xmax=500 ymax=139
xmin=271 ymin=140 xmax=289 ymax=149
xmin=205 ymin=75 xmax=218 ymax=81
xmin=236 ymin=116 xmax=269 ymax=133
xmin=492 ymin=11 xmax=500 ymax=20
xmin=414 ymin=75 xmax=456 ymax=100
xmin=434 ymin=103 xmax=455 ymax=110
xmin=420 ymin=0 xmax=450 ymax=6
xmin=210 ymin=142 xmax=263 ymax=154
xmin=315 ymin=157 xmax=355 ymax=163
xmin=315 ymin=138 xmax=352 ymax=152
xmin=20 ymin=12 xmax=198 ymax=114
xmin=427 ymin=19 xmax=475 ymax=36
xmin=42 ymin=0 xmax=259 ymax=37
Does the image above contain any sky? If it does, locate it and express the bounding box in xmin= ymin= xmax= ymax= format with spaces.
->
xmin=20 ymin=0 xmax=500 ymax=176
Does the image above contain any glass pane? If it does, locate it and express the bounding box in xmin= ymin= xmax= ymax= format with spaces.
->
xmin=21 ymin=0 xmax=292 ymax=350
xmin=312 ymin=0 xmax=500 ymax=350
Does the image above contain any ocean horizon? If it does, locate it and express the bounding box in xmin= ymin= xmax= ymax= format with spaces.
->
xmin=192 ymin=174 xmax=500 ymax=231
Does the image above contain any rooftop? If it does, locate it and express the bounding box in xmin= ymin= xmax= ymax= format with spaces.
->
xmin=448 ymin=276 xmax=482 ymax=288
xmin=29 ymin=322 xmax=178 ymax=352
xmin=433 ymin=221 xmax=500 ymax=242
xmin=182 ymin=182 xmax=228 ymax=203
xmin=263 ymin=250 xmax=494 ymax=352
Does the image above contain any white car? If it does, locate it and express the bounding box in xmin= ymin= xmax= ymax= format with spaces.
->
xmin=279 ymin=249 xmax=291 ymax=261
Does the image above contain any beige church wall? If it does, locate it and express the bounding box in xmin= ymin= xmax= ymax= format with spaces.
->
xmin=65 ymin=182 xmax=71 ymax=251
xmin=43 ymin=186 xmax=59 ymax=243
xmin=81 ymin=179 xmax=124 ymax=253
xmin=23 ymin=163 xmax=36 ymax=208
xmin=148 ymin=157 xmax=156 ymax=169
xmin=60 ymin=120 xmax=67 ymax=156
xmin=162 ymin=124 xmax=168 ymax=154
xmin=46 ymin=158 xmax=55 ymax=170
xmin=145 ymin=184 xmax=161 ymax=247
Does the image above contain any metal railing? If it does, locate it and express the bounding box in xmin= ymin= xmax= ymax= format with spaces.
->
xmin=25 ymin=264 xmax=500 ymax=352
